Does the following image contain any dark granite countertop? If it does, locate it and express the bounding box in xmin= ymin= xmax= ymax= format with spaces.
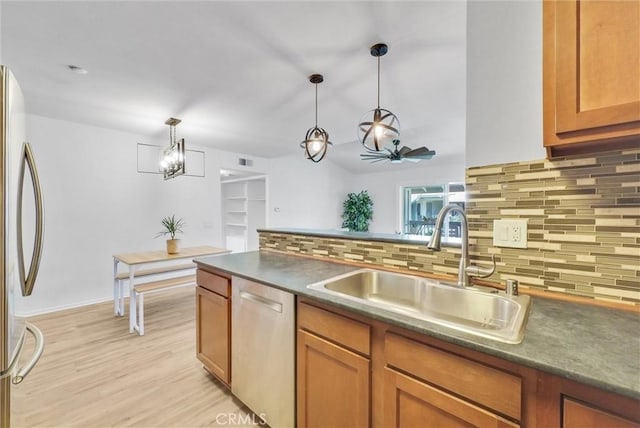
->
xmin=257 ymin=227 xmax=462 ymax=247
xmin=194 ymin=250 xmax=640 ymax=400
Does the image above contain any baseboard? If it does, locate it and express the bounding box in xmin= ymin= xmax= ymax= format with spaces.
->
xmin=15 ymin=294 xmax=119 ymax=317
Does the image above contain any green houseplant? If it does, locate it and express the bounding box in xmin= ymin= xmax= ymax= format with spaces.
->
xmin=341 ymin=190 xmax=374 ymax=232
xmin=156 ymin=215 xmax=185 ymax=254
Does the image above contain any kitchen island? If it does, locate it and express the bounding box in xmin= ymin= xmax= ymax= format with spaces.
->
xmin=194 ymin=250 xmax=640 ymax=427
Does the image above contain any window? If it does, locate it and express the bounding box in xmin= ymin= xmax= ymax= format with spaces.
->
xmin=401 ymin=183 xmax=465 ymax=239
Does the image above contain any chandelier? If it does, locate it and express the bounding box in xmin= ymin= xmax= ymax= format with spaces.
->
xmin=160 ymin=117 xmax=185 ymax=180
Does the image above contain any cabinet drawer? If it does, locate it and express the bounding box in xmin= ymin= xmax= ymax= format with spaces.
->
xmin=385 ymin=332 xmax=521 ymax=420
xmin=197 ymin=269 xmax=230 ymax=297
xmin=298 ymin=302 xmax=370 ymax=356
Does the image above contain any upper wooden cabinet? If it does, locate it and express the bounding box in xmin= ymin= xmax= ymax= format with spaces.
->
xmin=543 ymin=0 xmax=640 ymax=157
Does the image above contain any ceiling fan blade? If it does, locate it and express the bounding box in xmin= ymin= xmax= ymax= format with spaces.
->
xmin=398 ymin=146 xmax=412 ymax=156
xmin=404 ymin=147 xmax=436 ymax=158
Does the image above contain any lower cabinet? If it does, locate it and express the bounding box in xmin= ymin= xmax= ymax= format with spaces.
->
xmin=195 ymin=269 xmax=231 ymax=386
xmin=297 ymin=302 xmax=371 ymax=428
xmin=296 ymin=298 xmax=640 ymax=428
xmin=297 ymin=330 xmax=370 ymax=428
xmin=384 ymin=331 xmax=521 ymax=427
xmin=563 ymin=397 xmax=640 ymax=428
xmin=384 ymin=368 xmax=517 ymax=428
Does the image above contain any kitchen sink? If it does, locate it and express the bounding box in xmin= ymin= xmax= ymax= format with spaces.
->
xmin=307 ymin=269 xmax=531 ymax=344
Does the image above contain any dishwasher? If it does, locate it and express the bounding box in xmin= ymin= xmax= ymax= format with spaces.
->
xmin=232 ymin=276 xmax=295 ymax=427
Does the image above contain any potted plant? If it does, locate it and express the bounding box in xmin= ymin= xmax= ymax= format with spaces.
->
xmin=156 ymin=215 xmax=185 ymax=254
xmin=341 ymin=190 xmax=374 ymax=232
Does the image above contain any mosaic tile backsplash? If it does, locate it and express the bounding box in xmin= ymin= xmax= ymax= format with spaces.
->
xmin=260 ymin=148 xmax=639 ymax=305
xmin=466 ymin=148 xmax=639 ymax=305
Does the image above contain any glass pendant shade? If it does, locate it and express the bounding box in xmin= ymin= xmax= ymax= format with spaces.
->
xmin=300 ymin=74 xmax=332 ymax=163
xmin=358 ymin=107 xmax=400 ymax=152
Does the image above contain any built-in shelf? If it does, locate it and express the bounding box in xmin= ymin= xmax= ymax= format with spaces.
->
xmin=221 ymin=175 xmax=266 ymax=253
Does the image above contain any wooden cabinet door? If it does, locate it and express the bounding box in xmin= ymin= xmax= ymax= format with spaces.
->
xmin=564 ymin=398 xmax=640 ymax=428
xmin=544 ymin=0 xmax=640 ymax=154
xmin=383 ymin=368 xmax=518 ymax=428
xmin=297 ymin=330 xmax=370 ymax=428
xmin=196 ymin=286 xmax=230 ymax=385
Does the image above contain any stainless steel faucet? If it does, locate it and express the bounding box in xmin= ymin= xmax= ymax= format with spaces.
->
xmin=427 ymin=204 xmax=495 ymax=287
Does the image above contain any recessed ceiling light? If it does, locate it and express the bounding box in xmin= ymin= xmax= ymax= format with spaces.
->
xmin=67 ymin=65 xmax=88 ymax=75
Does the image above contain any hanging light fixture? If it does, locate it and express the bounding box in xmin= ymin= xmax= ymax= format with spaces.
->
xmin=160 ymin=117 xmax=186 ymax=180
xmin=300 ymin=74 xmax=332 ymax=163
xmin=357 ymin=43 xmax=400 ymax=152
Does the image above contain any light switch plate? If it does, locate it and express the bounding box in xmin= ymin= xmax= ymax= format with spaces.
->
xmin=493 ymin=219 xmax=528 ymax=248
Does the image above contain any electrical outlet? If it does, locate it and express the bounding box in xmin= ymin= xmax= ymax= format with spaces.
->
xmin=512 ymin=225 xmax=521 ymax=242
xmin=493 ymin=219 xmax=528 ymax=249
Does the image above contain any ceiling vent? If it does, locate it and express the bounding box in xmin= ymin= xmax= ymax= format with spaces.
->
xmin=238 ymin=158 xmax=253 ymax=167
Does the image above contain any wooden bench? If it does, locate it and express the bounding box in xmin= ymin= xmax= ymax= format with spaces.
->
xmin=133 ymin=274 xmax=196 ymax=335
xmin=113 ymin=263 xmax=195 ymax=316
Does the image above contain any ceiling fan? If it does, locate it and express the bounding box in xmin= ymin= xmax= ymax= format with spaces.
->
xmin=360 ymin=139 xmax=436 ymax=164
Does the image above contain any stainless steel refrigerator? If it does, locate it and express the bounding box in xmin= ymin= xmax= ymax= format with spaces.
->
xmin=0 ymin=66 xmax=45 ymax=427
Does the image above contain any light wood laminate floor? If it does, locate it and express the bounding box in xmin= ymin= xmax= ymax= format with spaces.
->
xmin=11 ymin=287 xmax=256 ymax=428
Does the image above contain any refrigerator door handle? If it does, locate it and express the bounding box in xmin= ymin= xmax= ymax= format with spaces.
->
xmin=11 ymin=323 xmax=44 ymax=384
xmin=17 ymin=142 xmax=44 ymax=296
xmin=0 ymin=332 xmax=26 ymax=379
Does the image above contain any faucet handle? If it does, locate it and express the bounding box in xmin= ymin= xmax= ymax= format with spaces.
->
xmin=465 ymin=254 xmax=496 ymax=279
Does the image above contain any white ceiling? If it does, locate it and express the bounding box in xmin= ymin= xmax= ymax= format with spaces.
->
xmin=1 ymin=1 xmax=466 ymax=174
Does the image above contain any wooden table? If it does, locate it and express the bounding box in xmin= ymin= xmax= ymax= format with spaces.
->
xmin=113 ymin=245 xmax=230 ymax=333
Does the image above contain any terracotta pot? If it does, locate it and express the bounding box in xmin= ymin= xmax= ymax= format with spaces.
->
xmin=166 ymin=239 xmax=181 ymax=254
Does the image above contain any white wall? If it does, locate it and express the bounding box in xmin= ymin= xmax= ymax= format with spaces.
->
xmin=15 ymin=1 xmax=547 ymax=314
xmin=466 ymin=0 xmax=545 ymax=167
xmin=267 ymin=155 xmax=352 ymax=230
xmin=346 ymin=159 xmax=465 ymax=234
xmin=16 ymin=114 xmax=267 ymax=315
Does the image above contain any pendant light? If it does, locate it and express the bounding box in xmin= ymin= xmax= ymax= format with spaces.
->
xmin=357 ymin=43 xmax=400 ymax=152
xmin=300 ymin=74 xmax=332 ymax=163
xmin=160 ymin=117 xmax=186 ymax=180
